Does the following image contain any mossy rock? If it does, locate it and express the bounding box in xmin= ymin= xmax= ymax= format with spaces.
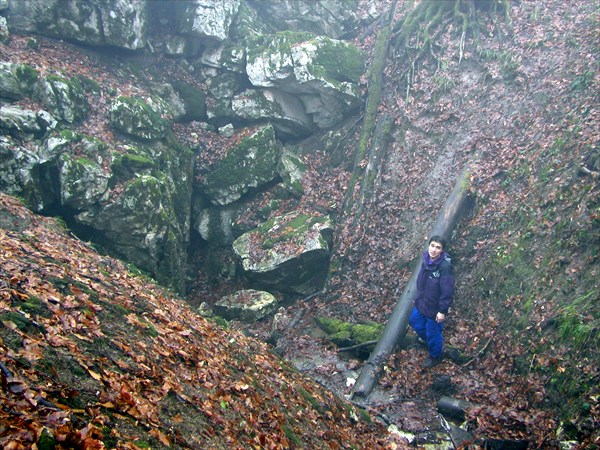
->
xmin=202 ymin=124 xmax=280 ymax=205
xmin=316 ymin=317 xmax=383 ymax=347
xmin=109 ymin=95 xmax=170 ymax=141
xmin=0 ymin=61 xmax=39 ymax=100
xmin=111 ymin=152 xmax=155 ymax=181
xmin=34 ymin=74 xmax=89 ymax=124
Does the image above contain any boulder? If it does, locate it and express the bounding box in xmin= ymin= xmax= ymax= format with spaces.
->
xmin=196 ymin=203 xmax=241 ymax=247
xmin=179 ymin=0 xmax=241 ymax=42
xmin=0 ymin=61 xmax=39 ymax=101
xmin=26 ymin=132 xmax=109 ymax=212
xmin=245 ymin=33 xmax=365 ymax=129
xmin=0 ymin=105 xmax=57 ymax=141
xmin=0 ymin=135 xmax=39 ymax=201
xmin=200 ymin=124 xmax=281 ymax=205
xmin=214 ymin=289 xmax=278 ymax=322
xmin=201 ymin=44 xmax=245 ymax=73
xmin=148 ymin=82 xmax=187 ymax=122
xmin=231 ymin=88 xmax=313 ymax=138
xmin=232 ymin=211 xmax=334 ymax=295
xmin=75 ymin=173 xmax=188 ymax=290
xmin=173 ymin=81 xmax=207 ymax=122
xmin=34 ymin=75 xmax=89 ymax=124
xmin=277 ymin=148 xmax=306 ymax=197
xmin=5 ymin=0 xmax=149 ymax=50
xmin=58 ymin=153 xmax=110 ymax=210
xmin=0 ymin=16 xmax=7 ymax=44
xmin=205 ymin=71 xmax=241 ymax=100
xmin=246 ymin=0 xmax=361 ymax=39
xmin=110 ymin=96 xmax=171 ymax=141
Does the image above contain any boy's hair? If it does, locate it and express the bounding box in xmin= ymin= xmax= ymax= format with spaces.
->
xmin=429 ymin=235 xmax=447 ymax=249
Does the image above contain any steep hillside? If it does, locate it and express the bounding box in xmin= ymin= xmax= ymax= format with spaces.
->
xmin=0 ymin=193 xmax=396 ymax=449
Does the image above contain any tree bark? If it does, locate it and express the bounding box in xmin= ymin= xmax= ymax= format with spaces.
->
xmin=437 ymin=395 xmax=473 ymax=421
xmin=350 ymin=160 xmax=477 ymax=399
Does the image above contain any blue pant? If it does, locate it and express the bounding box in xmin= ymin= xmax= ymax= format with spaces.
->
xmin=409 ymin=307 xmax=444 ymax=358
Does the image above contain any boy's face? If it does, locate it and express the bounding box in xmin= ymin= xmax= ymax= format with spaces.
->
xmin=428 ymin=240 xmax=444 ymax=260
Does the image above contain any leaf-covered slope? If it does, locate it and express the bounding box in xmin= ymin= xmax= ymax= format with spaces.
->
xmin=0 ymin=193 xmax=392 ymax=449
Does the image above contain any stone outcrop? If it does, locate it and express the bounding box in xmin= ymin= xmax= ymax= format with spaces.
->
xmin=0 ymin=0 xmax=374 ymax=299
xmin=110 ymin=96 xmax=171 ymax=141
xmin=200 ymin=124 xmax=281 ymax=206
xmin=5 ymin=0 xmax=149 ymax=50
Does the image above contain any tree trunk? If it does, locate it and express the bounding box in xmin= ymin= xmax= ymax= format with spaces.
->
xmin=437 ymin=395 xmax=473 ymax=421
xmin=351 ymin=160 xmax=477 ymax=399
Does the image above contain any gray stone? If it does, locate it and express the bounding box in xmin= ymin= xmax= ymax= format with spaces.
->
xmin=5 ymin=0 xmax=148 ymax=50
xmin=232 ymin=211 xmax=334 ymax=295
xmin=277 ymin=148 xmax=306 ymax=197
xmin=0 ymin=135 xmax=39 ymax=200
xmin=179 ymin=0 xmax=241 ymax=42
xmin=0 ymin=61 xmax=39 ymax=101
xmin=196 ymin=204 xmax=240 ymax=246
xmin=110 ymin=96 xmax=171 ymax=141
xmin=0 ymin=16 xmax=9 ymax=44
xmin=0 ymin=105 xmax=57 ymax=140
xmin=201 ymin=124 xmax=281 ymax=205
xmin=245 ymin=33 xmax=364 ymax=129
xmin=34 ymin=75 xmax=88 ymax=124
xmin=201 ymin=44 xmax=245 ymax=73
xmin=214 ymin=289 xmax=278 ymax=322
xmin=231 ymin=88 xmax=313 ymax=138
xmin=246 ymin=0 xmax=361 ymax=39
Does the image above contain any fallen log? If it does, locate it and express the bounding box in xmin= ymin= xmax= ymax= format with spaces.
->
xmin=351 ymin=160 xmax=477 ymax=399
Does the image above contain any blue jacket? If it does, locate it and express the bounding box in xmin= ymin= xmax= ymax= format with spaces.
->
xmin=414 ymin=251 xmax=455 ymax=319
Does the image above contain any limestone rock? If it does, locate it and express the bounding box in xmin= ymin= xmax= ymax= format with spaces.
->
xmin=201 ymin=44 xmax=245 ymax=73
xmin=246 ymin=0 xmax=361 ymax=39
xmin=5 ymin=0 xmax=149 ymax=50
xmin=232 ymin=211 xmax=334 ymax=295
xmin=245 ymin=33 xmax=365 ymax=129
xmin=0 ymin=61 xmax=39 ymax=101
xmin=0 ymin=105 xmax=57 ymax=141
xmin=34 ymin=75 xmax=89 ymax=124
xmin=0 ymin=135 xmax=39 ymax=201
xmin=201 ymin=124 xmax=281 ymax=205
xmin=231 ymin=88 xmax=313 ymax=138
xmin=179 ymin=0 xmax=241 ymax=42
xmin=277 ymin=148 xmax=306 ymax=197
xmin=196 ymin=204 xmax=241 ymax=247
xmin=110 ymin=96 xmax=171 ymax=141
xmin=214 ymin=289 xmax=278 ymax=322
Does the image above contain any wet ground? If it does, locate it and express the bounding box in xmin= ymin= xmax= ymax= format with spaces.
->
xmin=238 ymin=314 xmax=464 ymax=447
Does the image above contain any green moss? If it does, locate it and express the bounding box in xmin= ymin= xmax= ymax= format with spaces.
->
xmin=313 ymin=37 xmax=365 ymax=84
xmin=37 ymin=427 xmax=56 ymax=450
xmin=297 ymin=386 xmax=323 ymax=413
xmin=258 ymin=213 xmax=329 ymax=250
xmin=111 ymin=153 xmax=155 ymax=180
xmin=204 ymin=125 xmax=278 ymax=198
xmin=76 ymin=75 xmax=102 ymax=95
xmin=0 ymin=311 xmax=41 ymax=334
xmin=14 ymin=63 xmax=39 ymax=95
xmin=18 ymin=295 xmax=51 ymax=318
xmin=246 ymin=31 xmax=314 ymax=63
xmin=316 ymin=317 xmax=383 ymax=347
xmin=282 ymin=423 xmax=303 ymax=447
xmin=555 ymin=291 xmax=599 ymax=351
